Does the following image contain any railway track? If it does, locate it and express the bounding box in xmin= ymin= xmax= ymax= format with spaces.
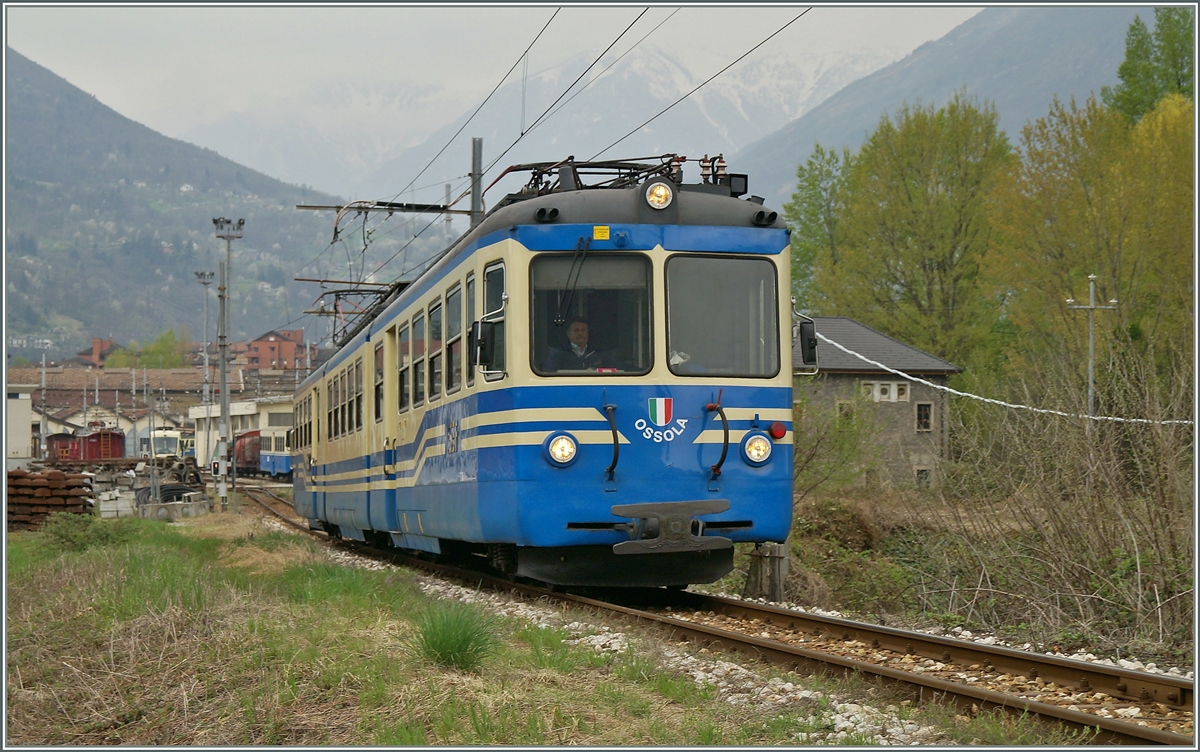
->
xmin=234 ymin=486 xmax=1193 ymax=745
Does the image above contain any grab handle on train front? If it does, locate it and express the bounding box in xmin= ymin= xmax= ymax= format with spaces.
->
xmin=706 ymin=394 xmax=729 ymax=481
xmin=603 ymin=404 xmax=619 ymax=482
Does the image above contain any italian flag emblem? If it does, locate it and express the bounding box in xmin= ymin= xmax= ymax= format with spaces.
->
xmin=648 ymin=397 xmax=673 ymax=426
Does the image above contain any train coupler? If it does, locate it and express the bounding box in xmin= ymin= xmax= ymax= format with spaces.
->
xmin=610 ymin=499 xmax=732 ymax=554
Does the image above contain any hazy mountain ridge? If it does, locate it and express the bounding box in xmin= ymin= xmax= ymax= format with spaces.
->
xmin=4 ymin=47 xmax=441 ymax=361
xmin=733 ymin=6 xmax=1144 ymax=206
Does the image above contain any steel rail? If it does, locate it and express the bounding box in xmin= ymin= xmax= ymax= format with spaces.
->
xmin=682 ymin=591 xmax=1193 ymax=711
xmin=383 ymin=555 xmax=1194 ymax=746
xmin=222 ymin=508 xmax=1191 ymax=746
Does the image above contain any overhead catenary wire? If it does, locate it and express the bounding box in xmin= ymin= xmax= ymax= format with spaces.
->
xmin=378 ymin=7 xmax=798 ymax=284
xmin=310 ymin=8 xmax=810 ymax=292
xmin=523 ymin=8 xmax=680 ymax=139
xmin=378 ymin=7 xmax=561 ymax=207
xmin=817 ymin=332 xmax=1194 ymax=425
xmin=483 ymin=6 xmax=657 ymax=176
xmin=317 ymin=7 xmax=674 ymax=283
xmin=591 ymin=8 xmax=812 ymax=160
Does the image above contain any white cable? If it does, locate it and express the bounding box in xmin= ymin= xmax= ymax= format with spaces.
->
xmin=815 ymin=332 xmax=1194 ymax=426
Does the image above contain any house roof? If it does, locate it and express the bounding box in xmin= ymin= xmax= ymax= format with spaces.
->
xmin=251 ymin=328 xmax=305 ymax=344
xmin=794 ymin=317 xmax=961 ymax=375
xmin=6 ymin=366 xmax=239 ymax=394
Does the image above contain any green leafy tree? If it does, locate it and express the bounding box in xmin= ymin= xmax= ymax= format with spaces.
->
xmin=1102 ymin=7 xmax=1195 ymax=123
xmin=103 ymin=342 xmax=140 ymax=369
xmin=103 ymin=329 xmax=192 ymax=369
xmin=141 ymin=329 xmax=189 ymax=369
xmin=811 ymin=91 xmax=1012 ymax=368
xmin=988 ymin=94 xmax=1193 ymax=374
xmin=783 ymin=144 xmax=851 ymax=311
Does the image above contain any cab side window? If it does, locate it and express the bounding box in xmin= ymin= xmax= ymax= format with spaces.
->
xmin=483 ymin=263 xmax=505 ymax=379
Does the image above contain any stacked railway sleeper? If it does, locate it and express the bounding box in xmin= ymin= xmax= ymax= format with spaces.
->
xmin=6 ymin=468 xmax=95 ymax=531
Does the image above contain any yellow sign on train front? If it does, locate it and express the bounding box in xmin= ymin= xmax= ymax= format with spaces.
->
xmin=593 ymin=226 xmax=610 ymax=240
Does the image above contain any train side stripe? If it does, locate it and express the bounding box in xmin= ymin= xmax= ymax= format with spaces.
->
xmin=719 ymin=408 xmax=793 ymax=422
xmin=692 ymin=429 xmax=794 ymax=445
xmin=462 ymin=429 xmax=629 ymax=451
xmin=462 ymin=407 xmax=607 ymax=430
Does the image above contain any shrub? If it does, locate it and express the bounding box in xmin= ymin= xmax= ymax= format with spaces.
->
xmin=42 ymin=512 xmax=137 ymax=552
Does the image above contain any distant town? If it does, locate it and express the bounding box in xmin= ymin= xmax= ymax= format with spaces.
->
xmin=6 ymin=330 xmax=332 ymax=466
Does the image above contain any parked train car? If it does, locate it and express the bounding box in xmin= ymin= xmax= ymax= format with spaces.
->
xmin=232 ymin=430 xmax=261 ymax=477
xmin=47 ymin=429 xmax=126 ymax=461
xmin=45 ymin=432 xmax=78 ymax=461
xmin=292 ymin=155 xmax=817 ymax=587
xmin=258 ymin=427 xmax=293 ymax=481
xmin=149 ymin=427 xmax=195 ymax=459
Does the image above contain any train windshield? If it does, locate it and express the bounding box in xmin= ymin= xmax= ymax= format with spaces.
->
xmin=152 ymin=436 xmax=180 ymax=455
xmin=666 ymin=255 xmax=779 ymax=377
xmin=530 ymin=253 xmax=651 ymax=376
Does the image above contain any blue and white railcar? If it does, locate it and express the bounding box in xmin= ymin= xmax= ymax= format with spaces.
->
xmin=291 ymin=156 xmax=815 ymax=587
xmin=259 ymin=426 xmax=293 ymax=481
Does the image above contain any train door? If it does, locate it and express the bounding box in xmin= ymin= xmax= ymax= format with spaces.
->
xmin=298 ymin=386 xmax=324 ymax=522
xmin=375 ymin=331 xmax=400 ymax=532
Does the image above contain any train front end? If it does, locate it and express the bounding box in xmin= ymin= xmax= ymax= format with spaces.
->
xmin=464 ymin=168 xmax=802 ymax=587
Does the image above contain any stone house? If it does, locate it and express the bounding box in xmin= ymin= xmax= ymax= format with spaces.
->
xmin=793 ymin=316 xmax=961 ymax=488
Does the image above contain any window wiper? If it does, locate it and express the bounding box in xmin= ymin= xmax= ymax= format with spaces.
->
xmin=553 ymin=236 xmax=591 ymax=326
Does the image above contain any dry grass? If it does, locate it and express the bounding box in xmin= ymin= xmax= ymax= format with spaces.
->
xmin=11 ymin=511 xmax=937 ymax=746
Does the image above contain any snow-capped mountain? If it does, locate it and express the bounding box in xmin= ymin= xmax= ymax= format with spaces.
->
xmin=180 ymin=43 xmax=902 ymax=201
xmin=353 ymin=44 xmax=899 ymax=202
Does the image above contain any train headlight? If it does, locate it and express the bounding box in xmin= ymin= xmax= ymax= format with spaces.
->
xmin=645 ymin=181 xmax=673 ymax=210
xmin=741 ymin=432 xmax=773 ymax=466
xmin=543 ymin=432 xmax=579 ymax=467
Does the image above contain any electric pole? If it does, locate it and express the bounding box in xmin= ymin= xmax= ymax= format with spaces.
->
xmin=470 ymin=138 xmax=483 ymax=228
xmin=1067 ymin=273 xmax=1117 ymax=493
xmin=213 ymin=217 xmax=244 ymax=513
xmin=195 ymin=271 xmax=214 ymax=466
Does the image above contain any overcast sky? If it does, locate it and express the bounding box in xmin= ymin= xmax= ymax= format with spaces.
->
xmin=6 ymin=4 xmax=982 ymax=144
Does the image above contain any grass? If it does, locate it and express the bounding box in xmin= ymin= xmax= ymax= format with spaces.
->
xmin=407 ymin=601 xmax=499 ymax=671
xmin=6 ymin=511 xmax=1092 ymax=745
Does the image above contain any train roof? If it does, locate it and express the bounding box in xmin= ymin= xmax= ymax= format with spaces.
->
xmin=299 ymin=155 xmax=787 ymax=391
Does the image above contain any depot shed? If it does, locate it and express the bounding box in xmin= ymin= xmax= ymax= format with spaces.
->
xmin=794 ymin=317 xmax=961 ymax=488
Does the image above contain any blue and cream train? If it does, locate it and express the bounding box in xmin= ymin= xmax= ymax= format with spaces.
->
xmin=291 ymin=155 xmax=816 ymax=587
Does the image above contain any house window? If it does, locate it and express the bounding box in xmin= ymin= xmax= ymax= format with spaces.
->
xmin=862 ymin=381 xmax=911 ymax=402
xmin=916 ymin=468 xmax=931 ymax=488
xmin=836 ymin=400 xmax=854 ymax=421
xmin=916 ymin=403 xmax=932 ymax=431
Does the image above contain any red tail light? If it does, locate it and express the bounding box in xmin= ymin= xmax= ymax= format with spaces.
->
xmin=768 ymin=422 xmax=787 ymax=439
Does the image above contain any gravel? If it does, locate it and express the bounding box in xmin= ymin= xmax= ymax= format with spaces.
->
xmin=274 ymin=520 xmax=1191 ymax=744
xmin=701 ymin=591 xmax=1194 ymax=681
xmin=315 ymin=537 xmax=955 ymax=745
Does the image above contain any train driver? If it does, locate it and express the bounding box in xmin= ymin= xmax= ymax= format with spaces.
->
xmin=542 ymin=317 xmax=616 ymax=372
